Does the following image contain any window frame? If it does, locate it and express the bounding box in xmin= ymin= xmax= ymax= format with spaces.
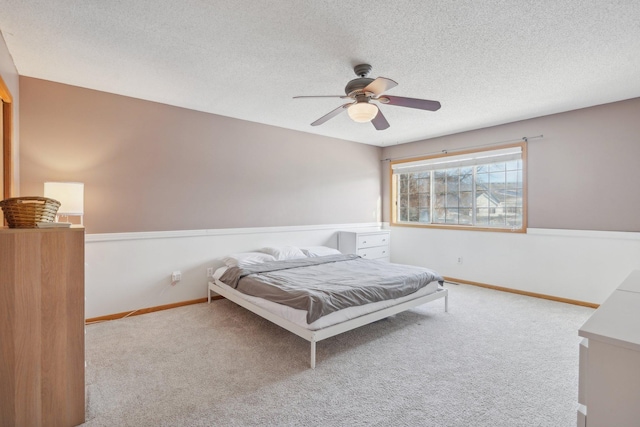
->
xmin=390 ymin=142 xmax=527 ymax=233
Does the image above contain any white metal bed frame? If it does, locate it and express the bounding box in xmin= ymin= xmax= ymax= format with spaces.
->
xmin=208 ymin=280 xmax=448 ymax=368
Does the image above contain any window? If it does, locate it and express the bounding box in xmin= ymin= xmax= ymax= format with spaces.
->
xmin=391 ymin=143 xmax=526 ymax=232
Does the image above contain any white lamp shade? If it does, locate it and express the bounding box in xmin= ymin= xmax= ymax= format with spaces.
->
xmin=347 ymin=102 xmax=378 ymax=123
xmin=44 ymin=182 xmax=84 ymax=215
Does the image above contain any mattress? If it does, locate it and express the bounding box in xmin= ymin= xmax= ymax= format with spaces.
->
xmin=218 ymin=254 xmax=444 ymax=323
xmin=212 ymin=266 xmax=440 ymax=331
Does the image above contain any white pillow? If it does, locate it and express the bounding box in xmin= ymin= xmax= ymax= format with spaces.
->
xmin=300 ymin=246 xmax=342 ymax=257
xmin=222 ymin=252 xmax=277 ymax=268
xmin=258 ymin=246 xmax=307 ymax=261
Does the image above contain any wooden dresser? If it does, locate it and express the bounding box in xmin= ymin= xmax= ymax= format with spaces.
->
xmin=338 ymin=230 xmax=391 ymax=262
xmin=0 ymin=227 xmax=85 ymax=427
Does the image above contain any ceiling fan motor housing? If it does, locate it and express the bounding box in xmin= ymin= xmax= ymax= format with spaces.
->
xmin=345 ymin=63 xmax=375 ymax=96
xmin=345 ymin=78 xmax=374 ymax=96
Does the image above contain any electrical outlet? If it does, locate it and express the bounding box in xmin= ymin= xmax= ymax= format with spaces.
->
xmin=457 ymin=257 xmax=463 ymax=264
xmin=171 ymin=271 xmax=182 ymax=283
xmin=206 ymin=267 xmax=214 ymax=278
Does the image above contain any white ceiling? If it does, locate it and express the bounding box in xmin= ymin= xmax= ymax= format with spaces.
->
xmin=1 ymin=0 xmax=639 ymax=147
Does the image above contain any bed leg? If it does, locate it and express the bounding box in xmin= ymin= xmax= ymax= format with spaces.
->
xmin=207 ymin=285 xmax=211 ymax=304
xmin=445 ymin=292 xmax=449 ymax=312
xmin=310 ymin=341 xmax=316 ymax=369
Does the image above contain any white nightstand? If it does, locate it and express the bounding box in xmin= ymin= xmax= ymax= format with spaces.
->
xmin=338 ymin=230 xmax=390 ymax=262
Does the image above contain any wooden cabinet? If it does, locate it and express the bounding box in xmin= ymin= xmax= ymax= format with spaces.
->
xmin=338 ymin=230 xmax=390 ymax=262
xmin=578 ymin=270 xmax=640 ymax=427
xmin=0 ymin=227 xmax=85 ymax=427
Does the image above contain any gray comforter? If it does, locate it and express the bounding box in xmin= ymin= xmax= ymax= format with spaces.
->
xmin=218 ymin=254 xmax=444 ymax=324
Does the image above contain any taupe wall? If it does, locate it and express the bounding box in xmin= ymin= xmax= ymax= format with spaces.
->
xmin=20 ymin=75 xmax=640 ymax=234
xmin=381 ymin=97 xmax=640 ymax=232
xmin=19 ymin=77 xmax=382 ymax=234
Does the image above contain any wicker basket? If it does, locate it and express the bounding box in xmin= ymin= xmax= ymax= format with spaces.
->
xmin=0 ymin=197 xmax=61 ymax=228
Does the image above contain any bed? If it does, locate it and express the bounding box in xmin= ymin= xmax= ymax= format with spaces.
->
xmin=208 ymin=246 xmax=448 ymax=368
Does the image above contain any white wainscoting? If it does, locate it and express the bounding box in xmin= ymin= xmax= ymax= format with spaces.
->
xmin=86 ymin=223 xmax=640 ymax=319
xmin=390 ymin=226 xmax=640 ymax=306
xmin=85 ymin=223 xmax=383 ymax=319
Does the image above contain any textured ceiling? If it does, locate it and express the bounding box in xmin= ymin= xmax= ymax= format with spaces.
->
xmin=1 ymin=0 xmax=639 ymax=146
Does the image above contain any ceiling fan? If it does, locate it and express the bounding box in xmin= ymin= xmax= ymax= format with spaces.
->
xmin=293 ymin=64 xmax=441 ymax=130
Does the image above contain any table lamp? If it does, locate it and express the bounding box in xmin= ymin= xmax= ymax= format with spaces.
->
xmin=44 ymin=182 xmax=84 ymax=225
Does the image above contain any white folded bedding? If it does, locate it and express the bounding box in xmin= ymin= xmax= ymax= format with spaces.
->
xmin=212 ymin=267 xmax=440 ymax=331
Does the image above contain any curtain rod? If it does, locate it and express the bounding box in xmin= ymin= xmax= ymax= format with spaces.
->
xmin=381 ymin=134 xmax=543 ymax=162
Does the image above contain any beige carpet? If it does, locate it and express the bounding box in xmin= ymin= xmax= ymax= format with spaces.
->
xmin=82 ymin=283 xmax=593 ymax=426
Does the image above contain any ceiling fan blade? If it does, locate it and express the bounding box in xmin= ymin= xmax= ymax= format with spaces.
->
xmin=379 ymin=95 xmax=441 ymax=111
xmin=294 ymin=95 xmax=351 ymax=99
xmin=371 ymin=108 xmax=390 ymax=130
xmin=363 ymin=77 xmax=398 ymax=96
xmin=310 ymin=103 xmax=351 ymax=126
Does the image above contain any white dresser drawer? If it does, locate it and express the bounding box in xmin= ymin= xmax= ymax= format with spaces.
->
xmin=357 ymin=245 xmax=389 ymax=260
xmin=338 ymin=230 xmax=391 ymax=262
xmin=357 ymin=233 xmax=390 ymax=249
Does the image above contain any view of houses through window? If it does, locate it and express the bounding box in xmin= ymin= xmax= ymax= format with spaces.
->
xmin=391 ymin=144 xmax=525 ymax=231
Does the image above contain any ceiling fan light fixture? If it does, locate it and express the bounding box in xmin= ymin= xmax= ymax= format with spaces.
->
xmin=347 ymin=102 xmax=378 ymax=123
